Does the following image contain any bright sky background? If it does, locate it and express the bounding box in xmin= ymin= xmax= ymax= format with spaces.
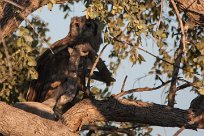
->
xmin=29 ymin=1 xmax=204 ymax=135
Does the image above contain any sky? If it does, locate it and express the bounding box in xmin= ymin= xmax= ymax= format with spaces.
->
xmin=29 ymin=1 xmax=204 ymax=135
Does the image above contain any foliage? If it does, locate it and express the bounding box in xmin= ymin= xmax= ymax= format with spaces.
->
xmin=0 ymin=17 xmax=49 ymax=104
xmin=1 ymin=0 xmax=204 ymax=135
xmin=86 ymin=0 xmax=204 ymax=93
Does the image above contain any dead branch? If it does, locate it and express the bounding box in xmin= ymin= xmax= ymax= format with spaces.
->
xmin=114 ymin=80 xmax=171 ymax=98
xmin=173 ymin=126 xmax=185 ymax=136
xmin=87 ymin=44 xmax=108 ymax=92
xmin=176 ymin=82 xmax=196 ymax=91
xmin=120 ymin=75 xmax=128 ymax=92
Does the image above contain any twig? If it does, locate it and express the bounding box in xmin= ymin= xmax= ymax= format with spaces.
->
xmin=139 ymin=47 xmax=184 ymax=76
xmin=170 ymin=0 xmax=186 ymax=51
xmin=120 ymin=75 xmax=128 ymax=92
xmin=2 ymin=0 xmax=24 ymax=10
xmin=173 ymin=126 xmax=185 ymax=136
xmin=157 ymin=75 xmax=165 ymax=84
xmin=87 ymin=44 xmax=108 ymax=92
xmin=157 ymin=0 xmax=163 ymax=28
xmin=114 ymin=80 xmax=172 ymax=98
xmin=1 ymin=36 xmax=13 ymax=77
xmin=3 ymin=0 xmax=54 ymax=54
xmin=133 ymin=72 xmax=155 ymax=88
xmin=176 ymin=82 xmax=197 ymax=91
xmin=114 ymin=38 xmax=202 ymax=77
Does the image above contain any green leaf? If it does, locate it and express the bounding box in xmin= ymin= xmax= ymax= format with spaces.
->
xmin=91 ymin=87 xmax=100 ymax=95
xmin=24 ymin=35 xmax=33 ymax=42
xmin=28 ymin=68 xmax=38 ymax=79
xmin=138 ymin=54 xmax=145 ymax=62
xmin=27 ymin=57 xmax=37 ymax=66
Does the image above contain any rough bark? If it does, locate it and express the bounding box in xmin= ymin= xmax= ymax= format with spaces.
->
xmin=168 ymin=43 xmax=183 ymax=107
xmin=1 ymin=98 xmax=204 ymax=135
xmin=62 ymin=98 xmax=204 ymax=131
xmin=0 ymin=0 xmax=78 ymax=39
xmin=177 ymin=0 xmax=204 ymax=25
xmin=0 ymin=102 xmax=77 ymax=136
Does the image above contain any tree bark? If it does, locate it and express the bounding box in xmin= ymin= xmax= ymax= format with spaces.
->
xmin=0 ymin=98 xmax=204 ymax=135
xmin=0 ymin=0 xmax=78 ymax=39
xmin=0 ymin=102 xmax=77 ymax=136
xmin=176 ymin=0 xmax=204 ymax=25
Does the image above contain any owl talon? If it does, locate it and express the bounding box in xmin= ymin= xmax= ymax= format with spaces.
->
xmin=53 ymin=106 xmax=63 ymax=120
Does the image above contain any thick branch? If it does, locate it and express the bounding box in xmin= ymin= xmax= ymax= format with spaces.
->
xmin=0 ymin=102 xmax=77 ymax=136
xmin=1 ymin=98 xmax=204 ymax=135
xmin=62 ymin=98 xmax=203 ymax=131
xmin=0 ymin=0 xmax=78 ymax=39
xmin=177 ymin=0 xmax=204 ymax=25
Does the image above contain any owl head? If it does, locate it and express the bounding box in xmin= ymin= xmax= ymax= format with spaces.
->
xmin=68 ymin=16 xmax=103 ymax=52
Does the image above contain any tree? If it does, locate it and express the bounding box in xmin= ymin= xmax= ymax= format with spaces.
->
xmin=0 ymin=0 xmax=204 ymax=135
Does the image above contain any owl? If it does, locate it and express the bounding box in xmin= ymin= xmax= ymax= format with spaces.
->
xmin=26 ymin=16 xmax=114 ymax=115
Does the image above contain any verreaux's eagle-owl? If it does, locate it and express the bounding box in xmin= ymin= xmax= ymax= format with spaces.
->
xmin=26 ymin=16 xmax=103 ymax=108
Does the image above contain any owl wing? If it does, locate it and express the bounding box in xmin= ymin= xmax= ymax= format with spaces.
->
xmin=26 ymin=44 xmax=71 ymax=102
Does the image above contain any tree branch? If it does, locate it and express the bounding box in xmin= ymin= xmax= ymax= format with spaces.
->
xmin=167 ymin=45 xmax=183 ymax=107
xmin=114 ymin=80 xmax=171 ymax=98
xmin=0 ymin=0 xmax=78 ymax=39
xmin=120 ymin=75 xmax=128 ymax=92
xmin=0 ymin=102 xmax=77 ymax=136
xmin=62 ymin=98 xmax=204 ymax=131
xmin=167 ymin=0 xmax=187 ymax=107
xmin=176 ymin=82 xmax=196 ymax=91
xmin=170 ymin=0 xmax=186 ymax=51
xmin=1 ymin=97 xmax=204 ymax=135
xmin=87 ymin=44 xmax=108 ymax=94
